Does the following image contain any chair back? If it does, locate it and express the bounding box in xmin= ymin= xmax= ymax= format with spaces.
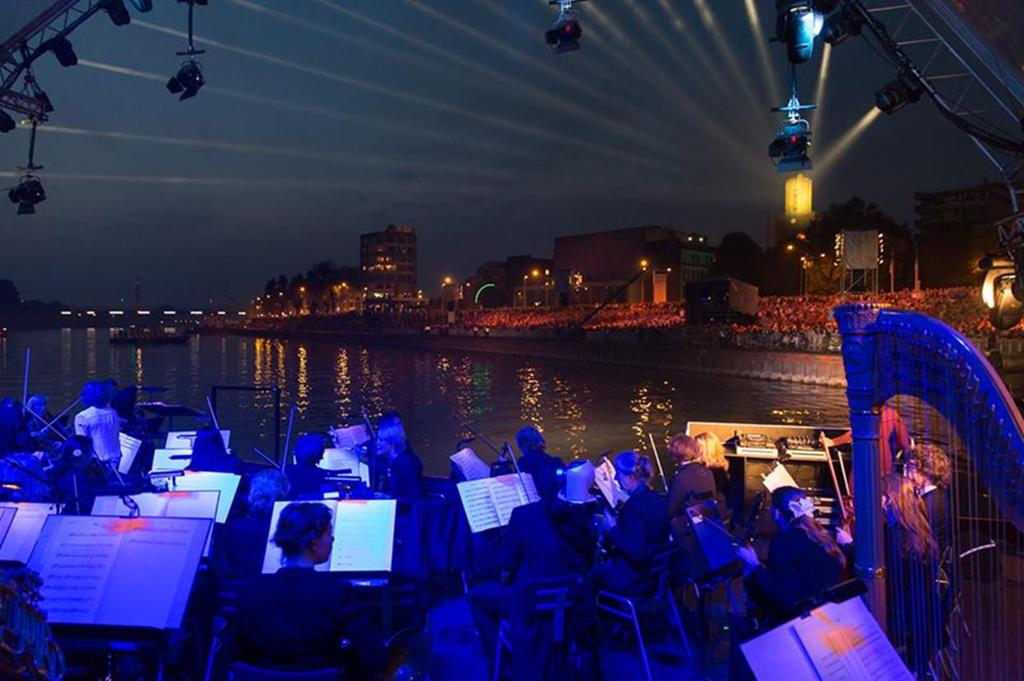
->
xmin=648 ymin=543 xmax=678 ymax=599
xmin=524 ymin=576 xmax=576 ymax=643
xmin=230 ymin=662 xmax=340 ymax=680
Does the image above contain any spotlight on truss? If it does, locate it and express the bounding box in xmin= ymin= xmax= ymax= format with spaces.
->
xmin=875 ymin=70 xmax=924 ymax=115
xmin=770 ymin=76 xmax=817 ymax=172
xmin=104 ymin=0 xmax=132 ymax=26
xmin=774 ymin=0 xmax=824 ymax=64
xmin=546 ymin=0 xmax=586 ymax=54
xmin=167 ymin=60 xmax=204 ymax=100
xmin=0 ymin=111 xmax=14 ymax=134
xmin=44 ymin=37 xmax=78 ymax=67
xmin=821 ymin=4 xmax=864 ymax=46
xmin=8 ymin=176 xmax=46 ymax=215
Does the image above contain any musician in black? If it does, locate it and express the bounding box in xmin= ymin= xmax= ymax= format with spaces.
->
xmin=214 ymin=469 xmax=291 ymax=582
xmin=376 ymin=412 xmax=424 ymax=505
xmin=594 ymin=451 xmax=670 ymax=594
xmin=468 ymin=485 xmax=580 ymax=680
xmin=187 ymin=424 xmax=239 ymax=474
xmin=737 ymin=486 xmax=847 ymax=625
xmin=667 ymin=434 xmax=724 ymax=578
xmin=234 ymin=502 xmax=383 ymax=675
xmin=0 ymin=397 xmax=33 ymax=456
xmin=514 ymin=425 xmax=564 ymax=503
xmin=284 ymin=433 xmax=329 ymax=500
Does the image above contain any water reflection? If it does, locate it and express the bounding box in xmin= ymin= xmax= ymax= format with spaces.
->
xmin=0 ymin=330 xmax=851 ymax=476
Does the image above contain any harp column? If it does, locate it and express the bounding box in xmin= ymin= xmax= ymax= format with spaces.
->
xmin=835 ymin=303 xmax=887 ymax=627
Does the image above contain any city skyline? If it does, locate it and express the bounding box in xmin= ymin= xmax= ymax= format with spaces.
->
xmin=0 ymin=0 xmax=995 ymax=306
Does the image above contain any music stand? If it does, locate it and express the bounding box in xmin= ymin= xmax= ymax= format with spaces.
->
xmin=137 ymin=402 xmax=204 ymax=431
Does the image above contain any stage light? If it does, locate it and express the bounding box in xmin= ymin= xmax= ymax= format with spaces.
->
xmin=776 ymin=0 xmax=823 ymax=64
xmin=167 ymin=60 xmax=204 ymax=100
xmin=0 ymin=111 xmax=14 ymax=134
xmin=545 ymin=11 xmax=582 ymax=54
xmin=104 ymin=0 xmax=132 ymax=26
xmin=875 ymin=71 xmax=923 ymax=115
xmin=46 ymin=37 xmax=78 ymax=67
xmin=769 ymin=120 xmax=813 ymax=173
xmin=7 ymin=176 xmax=46 ymax=216
xmin=821 ymin=5 xmax=863 ymax=46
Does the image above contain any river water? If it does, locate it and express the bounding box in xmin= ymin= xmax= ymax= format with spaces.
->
xmin=0 ymin=329 xmax=850 ymax=475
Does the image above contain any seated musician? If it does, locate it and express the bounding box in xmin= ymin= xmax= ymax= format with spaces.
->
xmin=234 ymin=502 xmax=383 ymax=675
xmin=737 ymin=486 xmax=847 ymax=625
xmin=883 ymin=470 xmax=944 ymax=675
xmin=907 ymin=443 xmax=951 ymax=542
xmin=667 ymin=434 xmax=725 ymax=578
xmin=377 ymin=412 xmax=424 ymax=505
xmin=285 ymin=433 xmax=329 ymax=499
xmin=73 ymin=381 xmax=121 ymax=466
xmin=820 ymin=401 xmax=909 ymax=479
xmin=468 ymin=477 xmax=580 ymax=679
xmin=186 ymin=424 xmax=239 ymax=474
xmin=515 ymin=425 xmax=565 ymax=503
xmin=214 ymin=469 xmax=291 ymax=582
xmin=694 ymin=431 xmax=730 ymax=504
xmin=26 ymin=394 xmax=62 ymax=447
xmin=0 ymin=398 xmax=32 ymax=456
xmin=594 ymin=451 xmax=671 ymax=594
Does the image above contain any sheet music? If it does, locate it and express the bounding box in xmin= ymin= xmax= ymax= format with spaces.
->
xmin=329 ymin=424 xmax=370 ymax=449
xmin=165 ymin=429 xmax=231 ymax=449
xmin=792 ymin=600 xmax=913 ymax=681
xmin=170 ymin=471 xmax=241 ymax=523
xmin=0 ymin=502 xmax=57 ymax=563
xmin=489 ymin=474 xmax=534 ymax=526
xmin=319 ymin=447 xmax=361 ymax=473
xmin=30 ymin=516 xmax=125 ymax=624
xmin=152 ymin=448 xmax=191 ymax=473
xmin=450 ymin=447 xmax=491 ymax=481
xmin=118 ymin=433 xmax=143 ymax=474
xmin=594 ymin=459 xmax=629 ymax=508
xmin=0 ymin=507 xmax=17 ymax=547
xmin=91 ymin=491 xmax=220 ymax=556
xmin=762 ymin=463 xmax=799 ymax=492
xmin=456 ymin=478 xmax=501 ymax=533
xmin=29 ymin=515 xmax=210 ymax=628
xmin=330 ymin=500 xmax=396 ymax=572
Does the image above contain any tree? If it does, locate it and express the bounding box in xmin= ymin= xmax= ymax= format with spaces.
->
xmin=712 ymin=232 xmax=764 ymax=287
xmin=0 ymin=280 xmax=20 ymax=310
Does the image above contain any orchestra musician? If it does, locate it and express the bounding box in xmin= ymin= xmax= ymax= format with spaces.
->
xmin=73 ymin=381 xmax=121 ymax=467
xmin=187 ymin=424 xmax=239 ymax=474
xmin=376 ymin=412 xmax=424 ymax=505
xmin=694 ymin=431 xmax=730 ymax=504
xmin=514 ymin=425 xmax=565 ymax=503
xmin=737 ymin=486 xmax=848 ymax=625
xmin=819 ymin=401 xmax=909 ymax=480
xmin=234 ymin=502 xmax=384 ymax=675
xmin=667 ymin=434 xmax=726 ymax=578
xmin=214 ymin=470 xmax=291 ymax=582
xmin=285 ymin=433 xmax=330 ymax=500
xmin=594 ymin=451 xmax=670 ymax=594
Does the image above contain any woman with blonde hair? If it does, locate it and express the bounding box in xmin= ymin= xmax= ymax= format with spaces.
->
xmin=695 ymin=431 xmax=730 ymax=500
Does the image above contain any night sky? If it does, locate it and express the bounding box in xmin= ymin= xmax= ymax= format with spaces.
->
xmin=0 ymin=0 xmax=994 ymax=306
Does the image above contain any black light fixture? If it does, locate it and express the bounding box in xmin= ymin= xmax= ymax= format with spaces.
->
xmin=769 ymin=121 xmax=813 ymax=172
xmin=0 ymin=111 xmax=14 ymax=134
xmin=546 ymin=12 xmax=582 ymax=54
xmin=104 ymin=0 xmax=132 ymax=26
xmin=875 ymin=70 xmax=924 ymax=115
xmin=46 ymin=37 xmax=78 ymax=67
xmin=821 ymin=4 xmax=864 ymax=46
xmin=8 ymin=176 xmax=46 ymax=215
xmin=166 ymin=60 xmax=204 ymax=100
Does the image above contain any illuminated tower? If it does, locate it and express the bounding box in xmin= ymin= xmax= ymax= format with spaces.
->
xmin=773 ymin=172 xmax=815 ymax=246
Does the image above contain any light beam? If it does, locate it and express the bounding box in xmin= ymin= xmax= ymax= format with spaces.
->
xmin=815 ymin=107 xmax=882 ymax=175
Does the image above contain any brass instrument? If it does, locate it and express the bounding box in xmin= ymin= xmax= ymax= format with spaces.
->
xmin=0 ymin=567 xmax=64 ymax=681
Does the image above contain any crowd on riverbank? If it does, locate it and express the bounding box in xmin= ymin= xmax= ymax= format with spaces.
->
xmin=239 ymin=287 xmax=1000 ymax=355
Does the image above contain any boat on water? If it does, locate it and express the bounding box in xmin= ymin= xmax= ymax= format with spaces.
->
xmin=108 ymin=326 xmax=191 ymax=345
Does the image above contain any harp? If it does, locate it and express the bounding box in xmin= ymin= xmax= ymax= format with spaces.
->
xmin=836 ymin=303 xmax=1024 ymax=680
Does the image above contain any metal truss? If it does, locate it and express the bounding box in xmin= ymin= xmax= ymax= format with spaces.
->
xmin=0 ymin=0 xmax=119 ymax=121
xmin=856 ymin=0 xmax=1024 ymax=246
